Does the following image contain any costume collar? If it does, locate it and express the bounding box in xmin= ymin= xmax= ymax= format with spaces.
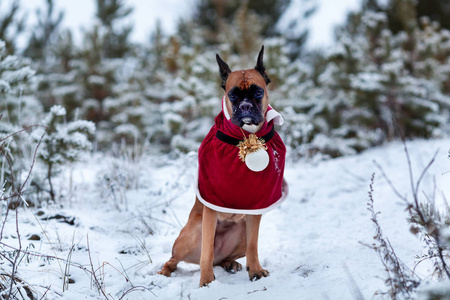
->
xmin=216 ymin=124 xmax=275 ymax=146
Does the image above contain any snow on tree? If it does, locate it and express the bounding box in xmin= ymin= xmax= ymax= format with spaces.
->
xmin=1 ymin=38 xmax=95 ymax=205
xmin=23 ymin=0 xmax=64 ymax=63
xmin=141 ymin=36 xmax=220 ymax=152
xmin=0 ymin=38 xmax=41 ymax=206
xmin=0 ymin=38 xmax=38 ymax=132
xmin=25 ymin=0 xmax=136 ymax=150
xmin=0 ymin=0 xmax=25 ymax=55
xmin=32 ymin=105 xmax=95 ymax=201
xmin=285 ymin=1 xmax=450 ymax=158
xmin=0 ymin=41 xmax=35 ymax=96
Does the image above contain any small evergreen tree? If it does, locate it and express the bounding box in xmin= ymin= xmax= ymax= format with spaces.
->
xmin=0 ymin=0 xmax=25 ymax=55
xmin=181 ymin=0 xmax=312 ymax=60
xmin=95 ymin=0 xmax=134 ymax=59
xmin=0 ymin=39 xmax=40 ymax=207
xmin=190 ymin=0 xmax=290 ymax=44
xmin=30 ymin=0 xmax=135 ymax=149
xmin=23 ymin=0 xmax=64 ymax=63
xmin=0 ymin=39 xmax=36 ymax=126
xmin=24 ymin=0 xmax=66 ymax=112
xmin=33 ymin=105 xmax=95 ymax=201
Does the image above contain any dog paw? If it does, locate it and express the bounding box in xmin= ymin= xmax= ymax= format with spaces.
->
xmin=220 ymin=260 xmax=243 ymax=274
xmin=157 ymin=267 xmax=174 ymax=277
xmin=247 ymin=267 xmax=269 ymax=281
xmin=158 ymin=261 xmax=177 ymax=277
xmin=199 ymin=274 xmax=215 ymax=287
xmin=157 ymin=269 xmax=170 ymax=277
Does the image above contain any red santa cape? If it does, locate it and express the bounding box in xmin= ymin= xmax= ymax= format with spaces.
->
xmin=196 ymin=97 xmax=288 ymax=215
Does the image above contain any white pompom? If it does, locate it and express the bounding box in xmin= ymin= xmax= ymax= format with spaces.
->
xmin=245 ymin=149 xmax=269 ymax=172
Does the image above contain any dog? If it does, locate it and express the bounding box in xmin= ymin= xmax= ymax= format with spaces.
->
xmin=158 ymin=46 xmax=287 ymax=287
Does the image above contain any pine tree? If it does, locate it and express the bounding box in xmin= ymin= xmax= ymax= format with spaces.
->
xmin=180 ymin=0 xmax=311 ymax=59
xmin=0 ymin=40 xmax=36 ymax=125
xmin=32 ymin=105 xmax=95 ymax=201
xmin=0 ymin=0 xmax=25 ymax=55
xmin=23 ymin=0 xmax=64 ymax=63
xmin=95 ymin=0 xmax=133 ymax=58
xmin=24 ymin=0 xmax=67 ymax=113
xmin=34 ymin=29 xmax=80 ymax=113
xmin=0 ymin=38 xmax=41 ymax=206
xmin=143 ymin=35 xmax=220 ymax=152
xmin=191 ymin=0 xmax=290 ymax=43
xmin=30 ymin=0 xmax=135 ymax=149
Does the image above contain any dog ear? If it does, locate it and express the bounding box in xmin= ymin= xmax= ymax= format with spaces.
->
xmin=254 ymin=45 xmax=271 ymax=85
xmin=216 ymin=54 xmax=232 ymax=90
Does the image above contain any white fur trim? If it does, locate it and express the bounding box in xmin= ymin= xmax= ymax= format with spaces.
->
xmin=222 ymin=96 xmax=231 ymax=120
xmin=266 ymin=106 xmax=284 ymax=125
xmin=196 ymin=178 xmax=289 ymax=215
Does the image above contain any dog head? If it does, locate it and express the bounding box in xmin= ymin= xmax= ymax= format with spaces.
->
xmin=216 ymin=46 xmax=271 ymax=133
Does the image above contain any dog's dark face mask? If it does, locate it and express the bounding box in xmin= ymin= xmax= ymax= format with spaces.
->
xmin=228 ymin=84 xmax=265 ymax=128
xmin=216 ymin=46 xmax=271 ymax=132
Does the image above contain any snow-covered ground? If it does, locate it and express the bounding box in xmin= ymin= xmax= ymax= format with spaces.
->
xmin=2 ymin=138 xmax=449 ymax=299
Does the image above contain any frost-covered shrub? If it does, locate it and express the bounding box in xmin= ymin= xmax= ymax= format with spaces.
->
xmin=368 ymin=149 xmax=450 ymax=298
xmin=0 ymin=39 xmax=38 ymax=125
xmin=32 ymin=105 xmax=95 ymax=201
xmin=0 ymin=39 xmax=42 ymax=207
xmin=0 ymin=41 xmax=35 ymax=95
xmin=0 ymin=122 xmax=25 ymax=197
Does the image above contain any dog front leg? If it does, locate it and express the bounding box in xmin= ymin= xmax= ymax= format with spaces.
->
xmin=245 ymin=214 xmax=269 ymax=281
xmin=199 ymin=205 xmax=218 ymax=287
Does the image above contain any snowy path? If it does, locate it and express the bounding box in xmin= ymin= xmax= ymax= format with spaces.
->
xmin=4 ymin=139 xmax=449 ymax=299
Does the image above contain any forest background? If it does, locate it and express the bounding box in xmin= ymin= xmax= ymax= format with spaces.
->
xmin=3 ymin=0 xmax=450 ymax=165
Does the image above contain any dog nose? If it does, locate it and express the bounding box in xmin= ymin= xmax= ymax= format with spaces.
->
xmin=239 ymin=102 xmax=253 ymax=112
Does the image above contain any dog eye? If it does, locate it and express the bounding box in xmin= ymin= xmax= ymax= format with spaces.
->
xmin=228 ymin=93 xmax=238 ymax=102
xmin=254 ymin=90 xmax=263 ymax=98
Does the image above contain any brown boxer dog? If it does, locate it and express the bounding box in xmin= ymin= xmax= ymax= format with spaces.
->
xmin=158 ymin=46 xmax=286 ymax=287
